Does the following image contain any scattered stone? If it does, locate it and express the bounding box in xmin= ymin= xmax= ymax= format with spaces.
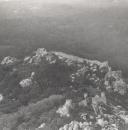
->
xmin=1 ymin=56 xmax=18 ymax=65
xmin=96 ymin=118 xmax=106 ymax=127
xmin=56 ymin=99 xmax=73 ymax=117
xmin=38 ymin=123 xmax=46 ymax=128
xmin=105 ymin=71 xmax=128 ymax=95
xmin=19 ymin=78 xmax=33 ymax=88
xmin=23 ymin=56 xmax=31 ymax=64
xmin=79 ymin=93 xmax=88 ymax=107
xmin=0 ymin=94 xmax=3 ymax=102
xmin=59 ymin=121 xmax=92 ymax=130
xmin=19 ymin=72 xmax=35 ymax=88
xmin=45 ymin=53 xmax=57 ymax=64
xmin=92 ymin=92 xmax=107 ymax=115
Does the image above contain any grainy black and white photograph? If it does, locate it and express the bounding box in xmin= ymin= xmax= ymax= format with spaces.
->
xmin=0 ymin=0 xmax=128 ymax=129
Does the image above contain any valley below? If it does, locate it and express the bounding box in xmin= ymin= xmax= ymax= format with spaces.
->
xmin=0 ymin=0 xmax=128 ymax=76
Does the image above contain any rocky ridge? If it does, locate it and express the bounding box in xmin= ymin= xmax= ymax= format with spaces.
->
xmin=0 ymin=48 xmax=127 ymax=129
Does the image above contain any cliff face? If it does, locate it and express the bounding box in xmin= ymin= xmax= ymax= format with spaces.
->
xmin=0 ymin=48 xmax=127 ymax=130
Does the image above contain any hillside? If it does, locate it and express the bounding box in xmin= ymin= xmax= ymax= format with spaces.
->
xmin=0 ymin=48 xmax=127 ymax=129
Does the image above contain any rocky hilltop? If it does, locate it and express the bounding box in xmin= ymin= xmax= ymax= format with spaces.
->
xmin=0 ymin=48 xmax=127 ymax=130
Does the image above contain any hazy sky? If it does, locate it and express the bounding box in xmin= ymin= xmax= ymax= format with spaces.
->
xmin=0 ymin=0 xmax=127 ymax=10
xmin=0 ymin=0 xmax=128 ymax=5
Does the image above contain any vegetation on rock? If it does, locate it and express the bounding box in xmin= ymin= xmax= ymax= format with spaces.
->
xmin=0 ymin=48 xmax=127 ymax=129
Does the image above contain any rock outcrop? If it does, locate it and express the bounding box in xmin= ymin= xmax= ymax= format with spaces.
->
xmin=1 ymin=56 xmax=19 ymax=66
